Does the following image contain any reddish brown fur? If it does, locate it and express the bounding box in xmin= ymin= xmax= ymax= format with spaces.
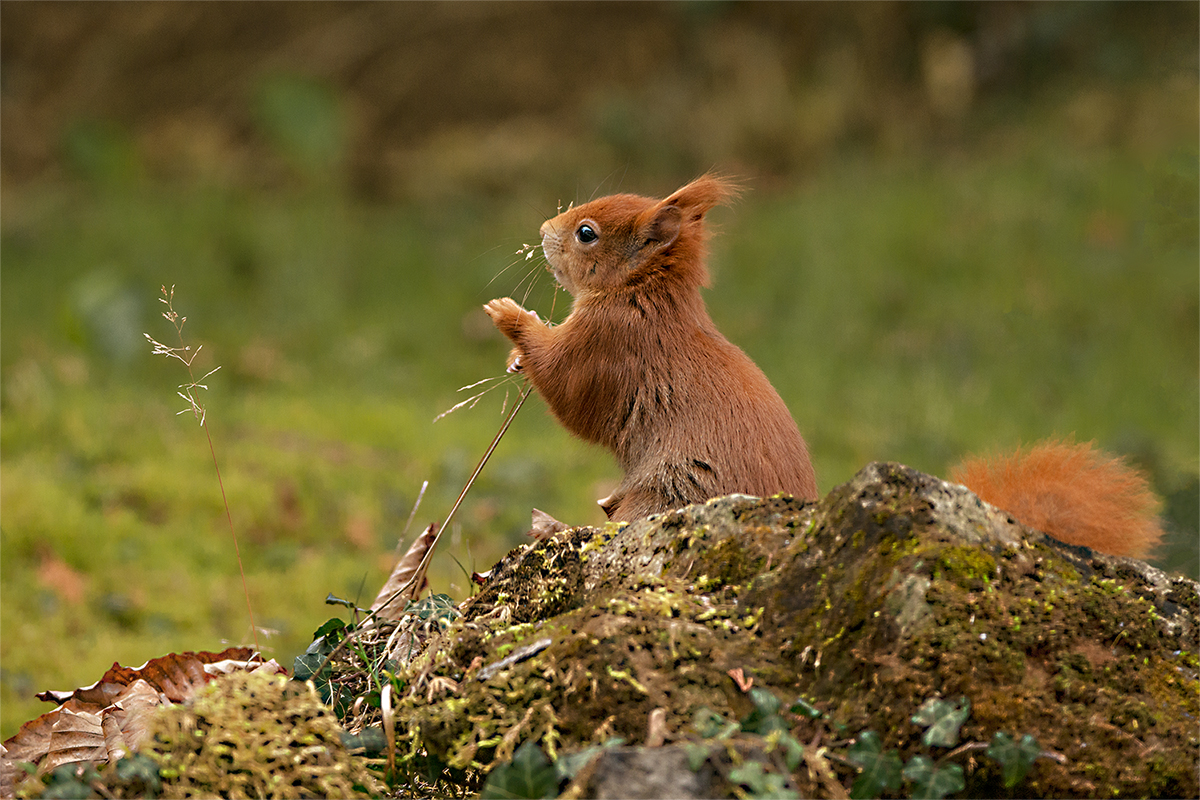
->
xmin=485 ymin=175 xmax=818 ymax=521
xmin=951 ymin=439 xmax=1163 ymax=559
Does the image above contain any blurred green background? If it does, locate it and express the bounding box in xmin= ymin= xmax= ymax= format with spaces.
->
xmin=2 ymin=2 xmax=1197 ymax=740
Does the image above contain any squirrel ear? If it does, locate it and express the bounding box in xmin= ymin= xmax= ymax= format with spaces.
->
xmin=664 ymin=174 xmax=741 ymax=217
xmin=642 ymin=204 xmax=682 ymax=250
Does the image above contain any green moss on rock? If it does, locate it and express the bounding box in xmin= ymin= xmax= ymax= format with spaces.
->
xmin=145 ymin=671 xmax=385 ymax=799
xmin=351 ymin=464 xmax=1200 ymax=798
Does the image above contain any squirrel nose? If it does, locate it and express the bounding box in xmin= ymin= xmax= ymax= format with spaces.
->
xmin=539 ymin=220 xmax=551 ymax=238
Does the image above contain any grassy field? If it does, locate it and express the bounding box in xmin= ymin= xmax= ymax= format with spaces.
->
xmin=2 ymin=89 xmax=1197 ymax=739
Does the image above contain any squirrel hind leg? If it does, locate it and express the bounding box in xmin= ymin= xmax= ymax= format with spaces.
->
xmin=602 ymin=465 xmax=715 ymax=523
xmin=603 ymin=486 xmax=674 ymax=524
xmin=951 ymin=438 xmax=1164 ymax=560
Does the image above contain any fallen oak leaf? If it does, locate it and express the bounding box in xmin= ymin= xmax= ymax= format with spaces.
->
xmin=100 ymin=679 xmax=164 ymax=762
xmin=203 ymin=656 xmax=283 ymax=678
xmin=3 ymin=647 xmax=276 ymax=778
xmin=371 ymin=523 xmax=437 ymax=620
xmin=0 ymin=743 xmax=23 ymax=800
xmin=36 ymin=647 xmax=259 ymax=706
xmin=529 ymin=508 xmax=570 ymax=541
xmin=43 ymin=707 xmax=104 ymax=773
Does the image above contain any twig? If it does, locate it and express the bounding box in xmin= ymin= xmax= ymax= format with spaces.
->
xmin=313 ymin=380 xmax=532 ymax=677
xmin=395 ymin=480 xmax=429 ymax=555
xmin=407 ymin=380 xmax=532 ymax=599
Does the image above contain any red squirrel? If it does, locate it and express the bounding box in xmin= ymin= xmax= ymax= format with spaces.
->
xmin=484 ymin=175 xmax=818 ymax=522
xmin=484 ymin=175 xmax=1164 ymax=560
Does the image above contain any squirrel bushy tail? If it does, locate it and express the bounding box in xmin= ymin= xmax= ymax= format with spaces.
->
xmin=951 ymin=439 xmax=1164 ymax=559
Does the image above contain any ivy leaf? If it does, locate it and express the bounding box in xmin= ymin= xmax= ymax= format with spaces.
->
xmin=937 ymin=765 xmax=965 ymax=795
xmin=987 ymin=731 xmax=1042 ymax=788
xmin=742 ymin=687 xmax=788 ymax=735
xmin=312 ymin=617 xmax=347 ymax=639
xmin=293 ymin=617 xmax=353 ymax=714
xmin=324 ymin=593 xmax=358 ymax=609
xmin=788 ymin=697 xmax=823 ymax=719
xmin=685 ymin=742 xmax=711 ymax=771
xmin=693 ymin=707 xmax=739 ymax=740
xmin=339 ymin=726 xmax=388 ymax=758
xmin=408 ymin=592 xmax=462 ymax=627
xmin=911 ymin=696 xmax=970 ymax=747
xmin=779 ymin=733 xmax=805 ymax=772
xmin=903 ymin=755 xmax=965 ymax=799
xmin=729 ymin=760 xmax=800 ymax=799
xmin=481 ymin=740 xmax=558 ymax=799
xmin=553 ymin=738 xmax=626 ymax=782
xmin=844 ymin=731 xmax=881 ymax=767
xmin=729 ymin=760 xmax=768 ymax=791
xmin=902 ymin=754 xmax=934 ymax=784
xmin=846 ymin=732 xmax=903 ymax=799
xmin=748 ymin=686 xmax=782 ymax=716
xmin=292 ymin=618 xmax=346 ymax=684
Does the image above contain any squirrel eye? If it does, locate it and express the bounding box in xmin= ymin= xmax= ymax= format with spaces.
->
xmin=576 ymin=224 xmax=598 ymax=244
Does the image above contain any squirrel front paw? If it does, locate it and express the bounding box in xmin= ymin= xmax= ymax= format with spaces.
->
xmin=483 ymin=297 xmax=540 ymax=339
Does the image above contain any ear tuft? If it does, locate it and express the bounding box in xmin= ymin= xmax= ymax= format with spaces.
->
xmin=662 ymin=174 xmax=742 ymax=218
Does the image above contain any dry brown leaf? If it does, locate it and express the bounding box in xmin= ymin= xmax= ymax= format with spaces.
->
xmin=104 ymin=678 xmax=169 ymax=759
xmin=371 ymin=522 xmax=436 ymax=620
xmin=101 ymin=710 xmax=129 ymax=764
xmin=43 ymin=707 xmax=104 ymax=773
xmin=2 ymin=708 xmax=57 ymax=768
xmin=37 ymin=647 xmax=258 ymax=706
xmin=385 ymin=627 xmax=419 ymax=665
xmin=203 ymin=656 xmax=282 ymax=678
xmin=2 ymin=647 xmax=274 ymax=779
xmin=529 ymin=508 xmax=570 ymax=541
xmin=1 ymin=744 xmax=21 ymax=800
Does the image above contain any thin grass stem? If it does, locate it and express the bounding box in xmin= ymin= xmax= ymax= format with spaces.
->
xmin=147 ymin=285 xmax=260 ymax=653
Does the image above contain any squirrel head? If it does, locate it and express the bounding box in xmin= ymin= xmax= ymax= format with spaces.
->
xmin=539 ymin=174 xmax=741 ymax=298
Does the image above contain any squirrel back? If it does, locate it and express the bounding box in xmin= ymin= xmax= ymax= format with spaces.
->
xmin=951 ymin=438 xmax=1164 ymax=559
xmin=485 ymin=175 xmax=817 ymax=521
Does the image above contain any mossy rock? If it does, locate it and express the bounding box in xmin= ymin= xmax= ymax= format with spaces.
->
xmin=144 ymin=671 xmax=385 ymax=799
xmin=389 ymin=462 xmax=1199 ymax=798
